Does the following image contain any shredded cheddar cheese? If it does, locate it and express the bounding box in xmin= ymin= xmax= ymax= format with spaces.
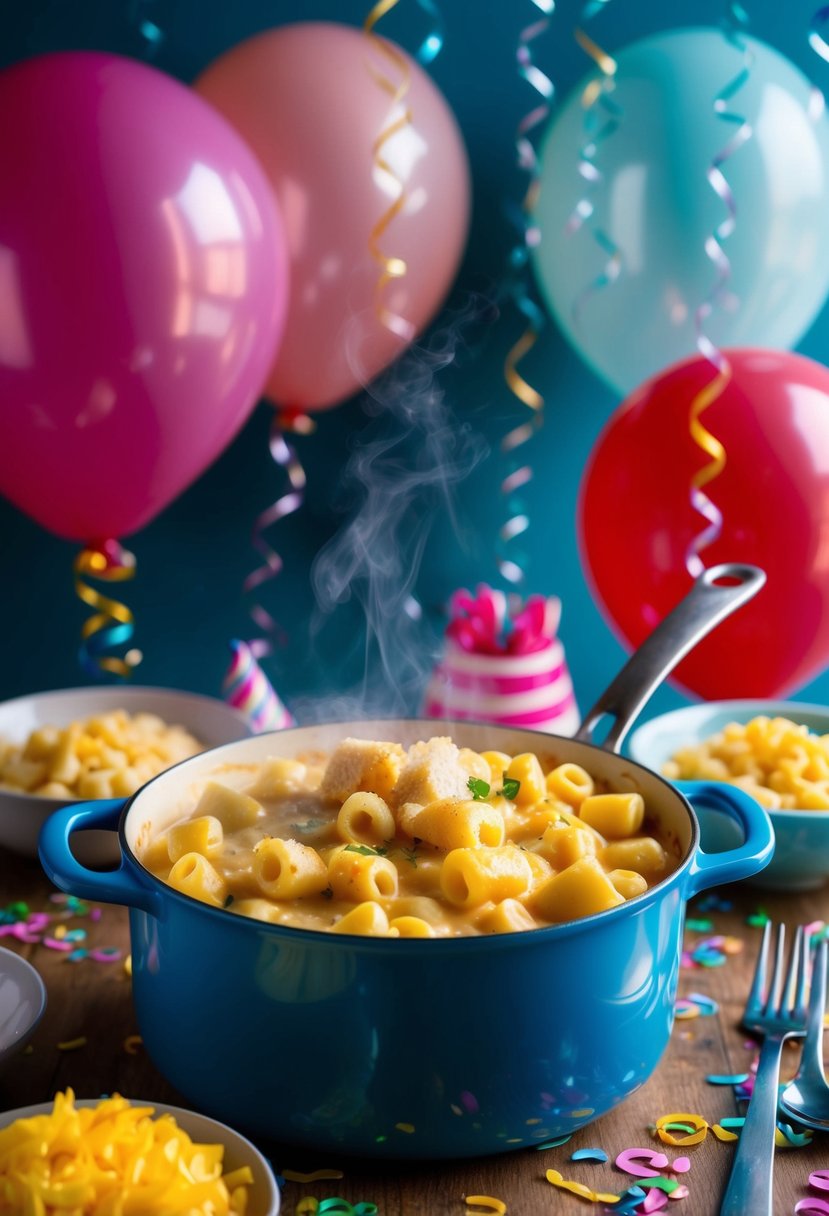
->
xmin=0 ymin=1090 xmax=254 ymax=1215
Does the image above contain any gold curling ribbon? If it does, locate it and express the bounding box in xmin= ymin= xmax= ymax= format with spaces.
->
xmin=690 ymin=363 xmax=729 ymax=494
xmin=364 ymin=0 xmax=416 ymax=342
xmin=73 ymin=541 xmax=142 ymax=678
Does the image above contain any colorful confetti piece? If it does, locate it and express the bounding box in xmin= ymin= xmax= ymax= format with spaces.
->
xmin=571 ymin=1147 xmax=609 ymax=1163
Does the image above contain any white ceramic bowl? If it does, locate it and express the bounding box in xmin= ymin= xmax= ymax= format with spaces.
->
xmin=0 ymin=686 xmax=253 ymax=860
xmin=0 ymin=946 xmax=46 ymax=1066
xmin=0 ymin=1098 xmax=279 ymax=1215
xmin=628 ymin=699 xmax=829 ymax=891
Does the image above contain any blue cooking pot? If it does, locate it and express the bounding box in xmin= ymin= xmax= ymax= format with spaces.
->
xmin=38 ymin=566 xmax=774 ymax=1159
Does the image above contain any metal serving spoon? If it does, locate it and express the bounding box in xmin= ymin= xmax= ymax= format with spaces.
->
xmin=778 ymin=937 xmax=829 ymax=1131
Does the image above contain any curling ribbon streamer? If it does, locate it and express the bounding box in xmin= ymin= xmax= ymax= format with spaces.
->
xmin=223 ymin=639 xmax=294 ymax=732
xmin=131 ymin=0 xmax=167 ymax=56
xmin=685 ymin=8 xmax=753 ymax=578
xmin=499 ymin=0 xmax=553 ymax=587
xmin=568 ymin=4 xmax=623 ymax=328
xmin=363 ymin=0 xmax=417 ymax=343
xmin=808 ymin=7 xmax=829 ymax=120
xmin=243 ymin=409 xmax=311 ymax=654
xmin=810 ymin=6 xmax=829 ymax=64
xmin=73 ymin=540 xmax=141 ymax=678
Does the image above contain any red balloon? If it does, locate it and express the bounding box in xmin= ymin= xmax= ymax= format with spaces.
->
xmin=578 ymin=349 xmax=829 ymax=699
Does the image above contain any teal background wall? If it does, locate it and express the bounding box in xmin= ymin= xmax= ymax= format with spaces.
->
xmin=3 ymin=0 xmax=829 ymax=723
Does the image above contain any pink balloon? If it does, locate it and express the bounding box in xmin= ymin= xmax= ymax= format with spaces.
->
xmin=0 ymin=51 xmax=288 ymax=542
xmin=195 ymin=21 xmax=470 ymax=412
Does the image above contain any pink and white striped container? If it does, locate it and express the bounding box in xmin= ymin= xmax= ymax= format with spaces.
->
xmin=422 ymin=586 xmax=580 ymax=736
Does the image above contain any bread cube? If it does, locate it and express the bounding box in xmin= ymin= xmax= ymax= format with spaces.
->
xmin=319 ymin=738 xmax=406 ymax=804
xmin=393 ymin=737 xmax=471 ymax=808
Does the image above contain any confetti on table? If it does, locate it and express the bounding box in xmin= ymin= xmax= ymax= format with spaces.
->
xmin=706 ymin=1073 xmax=749 ymax=1085
xmin=545 ymin=1168 xmax=620 ymax=1204
xmin=535 ymin=1134 xmax=572 ymax=1150
xmin=614 ymin=1148 xmax=668 ymax=1178
xmin=57 ymin=1036 xmax=87 ymax=1052
xmin=571 ymin=1147 xmax=609 ymax=1163
xmin=651 ymin=1113 xmax=709 ymax=1146
xmin=684 ymin=917 xmax=714 ymax=932
xmin=694 ymin=894 xmax=733 ymax=912
xmin=746 ymin=908 xmax=769 ymax=927
xmin=465 ymin=1196 xmax=507 ymax=1215
xmin=123 ymin=1034 xmax=142 ymax=1054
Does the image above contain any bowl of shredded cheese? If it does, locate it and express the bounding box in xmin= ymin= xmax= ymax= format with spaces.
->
xmin=628 ymin=699 xmax=829 ymax=890
xmin=0 ymin=686 xmax=253 ymax=860
xmin=0 ymin=1090 xmax=280 ymax=1215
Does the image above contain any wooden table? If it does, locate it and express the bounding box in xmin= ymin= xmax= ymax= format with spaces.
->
xmin=0 ymin=850 xmax=826 ymax=1216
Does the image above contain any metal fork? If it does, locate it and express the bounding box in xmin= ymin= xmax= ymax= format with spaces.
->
xmin=720 ymin=922 xmax=810 ymax=1216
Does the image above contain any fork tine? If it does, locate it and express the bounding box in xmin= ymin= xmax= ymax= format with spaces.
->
xmin=762 ymin=922 xmax=787 ymax=1019
xmin=791 ymin=926 xmax=809 ymax=1019
xmin=745 ymin=919 xmax=772 ymax=1020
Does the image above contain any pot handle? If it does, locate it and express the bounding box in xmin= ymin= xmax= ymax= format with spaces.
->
xmin=575 ymin=563 xmax=766 ymax=754
xmin=680 ymin=781 xmax=775 ymax=896
xmin=38 ymin=799 xmax=163 ymax=918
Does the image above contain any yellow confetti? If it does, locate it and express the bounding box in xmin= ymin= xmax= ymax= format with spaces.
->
xmin=653 ymin=1112 xmax=709 ymax=1145
xmin=123 ymin=1034 xmax=143 ymax=1054
xmin=395 ymin=1122 xmax=415 ymax=1133
xmin=57 ymin=1036 xmax=87 ymax=1052
xmin=712 ymin=1124 xmax=739 ymax=1142
xmin=124 ymin=953 xmax=133 ymax=977
xmin=282 ymin=1168 xmax=345 ymax=1183
xmin=466 ymin=1196 xmax=507 ymax=1215
xmin=546 ymin=1169 xmax=620 ymax=1204
xmin=296 ymin=1200 xmax=319 ymax=1215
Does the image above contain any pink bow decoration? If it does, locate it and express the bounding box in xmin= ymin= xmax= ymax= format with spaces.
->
xmin=446 ymin=584 xmax=562 ymax=655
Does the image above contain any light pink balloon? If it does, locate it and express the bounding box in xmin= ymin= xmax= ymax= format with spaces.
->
xmin=196 ymin=21 xmax=470 ymax=411
xmin=0 ymin=51 xmax=288 ymax=542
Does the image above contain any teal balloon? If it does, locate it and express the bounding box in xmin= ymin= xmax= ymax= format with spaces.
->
xmin=532 ymin=28 xmax=829 ymax=395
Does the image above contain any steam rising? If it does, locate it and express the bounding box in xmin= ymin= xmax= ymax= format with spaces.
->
xmin=292 ymin=300 xmax=491 ymax=723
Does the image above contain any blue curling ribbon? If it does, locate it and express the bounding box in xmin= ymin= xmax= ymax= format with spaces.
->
xmin=810 ymin=5 xmax=829 ymax=64
xmin=413 ymin=0 xmax=444 ymax=64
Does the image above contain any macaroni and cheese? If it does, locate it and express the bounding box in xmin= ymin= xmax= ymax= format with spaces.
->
xmin=663 ymin=715 xmax=829 ymax=811
xmin=0 ymin=710 xmax=204 ymax=801
xmin=140 ymin=734 xmax=679 ymax=937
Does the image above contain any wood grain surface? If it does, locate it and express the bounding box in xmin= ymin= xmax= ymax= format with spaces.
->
xmin=0 ymin=850 xmax=826 ymax=1216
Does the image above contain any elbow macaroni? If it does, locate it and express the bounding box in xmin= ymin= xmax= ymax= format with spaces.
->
xmin=140 ymin=736 xmax=681 ymax=937
xmin=0 ymin=710 xmax=204 ymax=801
xmin=664 ymin=715 xmax=829 ymax=811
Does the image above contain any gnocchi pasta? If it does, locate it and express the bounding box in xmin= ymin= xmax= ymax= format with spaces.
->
xmin=140 ymin=735 xmax=679 ymax=937
xmin=663 ymin=715 xmax=829 ymax=811
xmin=0 ymin=710 xmax=204 ymax=801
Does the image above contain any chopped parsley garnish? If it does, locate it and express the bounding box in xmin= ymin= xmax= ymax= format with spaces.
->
xmin=467 ymin=776 xmax=491 ymax=801
xmin=289 ymin=818 xmax=329 ymax=835
xmin=344 ymin=843 xmax=388 ymax=857
xmin=321 ymin=885 xmax=334 ymax=900
xmin=400 ymin=842 xmax=419 ymax=868
xmin=499 ymin=776 xmax=521 ymax=800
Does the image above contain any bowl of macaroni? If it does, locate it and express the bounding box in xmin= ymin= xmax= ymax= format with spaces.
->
xmin=37 ymin=718 xmax=773 ymax=1160
xmin=627 ymin=700 xmax=829 ymax=891
xmin=0 ymin=686 xmax=253 ymax=860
